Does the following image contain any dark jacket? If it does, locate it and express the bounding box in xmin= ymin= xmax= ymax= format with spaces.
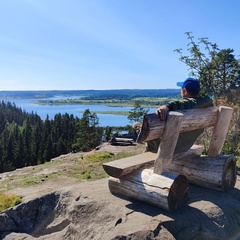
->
xmin=147 ymin=96 xmax=214 ymax=154
xmin=167 ymin=96 xmax=213 ymax=111
xmin=171 ymin=96 xmax=213 ymax=153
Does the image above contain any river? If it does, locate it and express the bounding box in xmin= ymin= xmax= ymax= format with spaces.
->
xmin=2 ymin=97 xmax=155 ymax=127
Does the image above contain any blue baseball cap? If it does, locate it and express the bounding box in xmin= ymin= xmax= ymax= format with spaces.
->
xmin=176 ymin=77 xmax=200 ymax=92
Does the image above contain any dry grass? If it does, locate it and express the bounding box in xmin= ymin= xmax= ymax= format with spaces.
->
xmin=0 ymin=192 xmax=22 ymax=212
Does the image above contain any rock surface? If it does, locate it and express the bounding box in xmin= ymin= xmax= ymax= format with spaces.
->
xmin=0 ymin=143 xmax=240 ymax=240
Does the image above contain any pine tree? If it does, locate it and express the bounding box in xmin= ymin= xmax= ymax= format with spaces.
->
xmin=128 ymin=100 xmax=149 ymax=123
xmin=75 ymin=109 xmax=102 ymax=151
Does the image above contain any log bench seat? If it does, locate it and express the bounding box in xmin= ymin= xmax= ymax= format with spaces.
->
xmin=109 ymin=137 xmax=134 ymax=145
xmin=103 ymin=145 xmax=203 ymax=178
xmin=102 ymin=106 xmax=236 ymax=211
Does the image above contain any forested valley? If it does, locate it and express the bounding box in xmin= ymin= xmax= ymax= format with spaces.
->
xmin=0 ymin=101 xmax=105 ymax=173
xmin=0 ymin=89 xmax=181 ymax=173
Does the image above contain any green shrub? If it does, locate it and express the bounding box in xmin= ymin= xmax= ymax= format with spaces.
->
xmin=81 ymin=171 xmax=91 ymax=179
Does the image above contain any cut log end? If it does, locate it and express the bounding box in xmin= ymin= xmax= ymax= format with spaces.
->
xmin=166 ymin=173 xmax=189 ymax=211
xmin=222 ymin=155 xmax=237 ymax=191
xmin=102 ymin=165 xmax=123 ymax=178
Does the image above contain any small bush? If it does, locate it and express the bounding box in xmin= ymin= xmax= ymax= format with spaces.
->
xmin=81 ymin=171 xmax=91 ymax=179
xmin=0 ymin=192 xmax=22 ymax=212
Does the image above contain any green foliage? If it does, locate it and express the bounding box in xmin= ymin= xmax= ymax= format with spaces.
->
xmin=104 ymin=126 xmax=112 ymax=141
xmin=237 ymin=157 xmax=240 ymax=167
xmin=0 ymin=98 xmax=156 ymax=173
xmin=196 ymin=109 xmax=240 ymax=157
xmin=175 ymin=32 xmax=240 ymax=103
xmin=222 ymin=109 xmax=240 ymax=156
xmin=75 ymin=109 xmax=103 ymax=152
xmin=0 ymin=102 xmax=104 ymax=173
xmin=128 ymin=100 xmax=149 ymax=123
xmin=174 ymin=32 xmax=240 ymax=159
xmin=80 ymin=171 xmax=91 ymax=179
xmin=0 ymin=192 xmax=22 ymax=212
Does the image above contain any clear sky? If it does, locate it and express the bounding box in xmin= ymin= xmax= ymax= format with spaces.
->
xmin=0 ymin=0 xmax=240 ymax=90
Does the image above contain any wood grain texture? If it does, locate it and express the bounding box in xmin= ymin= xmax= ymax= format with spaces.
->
xmin=207 ymin=106 xmax=233 ymax=157
xmin=103 ymin=145 xmax=204 ymax=178
xmin=137 ymin=106 xmax=219 ymax=143
xmin=108 ymin=169 xmax=189 ymax=211
xmin=166 ymin=154 xmax=236 ymax=191
xmin=154 ymin=112 xmax=183 ymax=174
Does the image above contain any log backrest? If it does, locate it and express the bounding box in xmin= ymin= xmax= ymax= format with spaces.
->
xmin=137 ymin=106 xmax=233 ymax=174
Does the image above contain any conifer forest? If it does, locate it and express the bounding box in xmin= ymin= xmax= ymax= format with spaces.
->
xmin=0 ymin=101 xmax=103 ymax=173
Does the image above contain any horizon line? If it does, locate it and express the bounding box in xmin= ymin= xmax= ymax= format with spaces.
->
xmin=0 ymin=88 xmax=179 ymax=92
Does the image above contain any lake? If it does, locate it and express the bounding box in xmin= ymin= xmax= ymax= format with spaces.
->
xmin=2 ymin=97 xmax=155 ymax=127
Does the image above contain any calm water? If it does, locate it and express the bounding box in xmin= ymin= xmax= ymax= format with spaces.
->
xmin=2 ymin=97 xmax=155 ymax=127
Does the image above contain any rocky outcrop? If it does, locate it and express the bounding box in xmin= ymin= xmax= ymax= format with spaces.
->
xmin=1 ymin=177 xmax=240 ymax=240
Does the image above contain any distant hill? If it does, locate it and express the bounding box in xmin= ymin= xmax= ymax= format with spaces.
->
xmin=0 ymin=89 xmax=180 ymax=100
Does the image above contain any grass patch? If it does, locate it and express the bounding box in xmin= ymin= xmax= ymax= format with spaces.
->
xmin=0 ymin=192 xmax=22 ymax=212
xmin=85 ymin=152 xmax=115 ymax=163
xmin=84 ymin=151 xmax=133 ymax=164
xmin=0 ymin=172 xmax=62 ymax=189
xmin=20 ymin=172 xmax=62 ymax=186
xmin=69 ymin=151 xmax=134 ymax=181
xmin=0 ymin=150 xmax=139 ymax=191
xmin=20 ymin=176 xmax=44 ymax=186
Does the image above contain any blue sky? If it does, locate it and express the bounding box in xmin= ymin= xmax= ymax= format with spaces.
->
xmin=0 ymin=0 xmax=240 ymax=90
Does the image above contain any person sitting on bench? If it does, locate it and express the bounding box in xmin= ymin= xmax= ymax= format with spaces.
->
xmin=133 ymin=77 xmax=213 ymax=153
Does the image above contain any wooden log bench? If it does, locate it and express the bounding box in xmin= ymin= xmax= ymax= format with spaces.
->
xmin=102 ymin=106 xmax=236 ymax=211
